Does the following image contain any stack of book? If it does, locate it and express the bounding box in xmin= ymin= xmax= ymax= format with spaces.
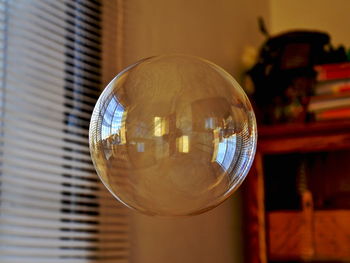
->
xmin=308 ymin=62 xmax=350 ymax=121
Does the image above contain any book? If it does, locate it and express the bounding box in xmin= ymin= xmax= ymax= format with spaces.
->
xmin=314 ymin=79 xmax=350 ymax=95
xmin=314 ymin=107 xmax=350 ymax=121
xmin=308 ymin=94 xmax=350 ymax=112
xmin=315 ymin=62 xmax=350 ymax=81
xmin=310 ymin=91 xmax=350 ymax=102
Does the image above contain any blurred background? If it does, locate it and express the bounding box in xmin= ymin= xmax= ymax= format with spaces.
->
xmin=1 ymin=0 xmax=350 ymax=263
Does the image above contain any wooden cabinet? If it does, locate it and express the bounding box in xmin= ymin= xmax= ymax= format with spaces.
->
xmin=243 ymin=120 xmax=350 ymax=263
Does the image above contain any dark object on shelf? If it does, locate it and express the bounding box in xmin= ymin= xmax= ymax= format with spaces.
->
xmin=323 ymin=45 xmax=348 ymax=64
xmin=264 ymin=154 xmax=301 ymax=211
xmin=248 ymin=30 xmax=331 ymax=124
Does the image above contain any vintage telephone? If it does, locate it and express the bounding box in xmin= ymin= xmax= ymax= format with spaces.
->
xmin=248 ymin=23 xmax=347 ymax=124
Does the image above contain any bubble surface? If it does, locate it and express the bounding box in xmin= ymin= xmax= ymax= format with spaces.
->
xmin=89 ymin=55 xmax=257 ymax=216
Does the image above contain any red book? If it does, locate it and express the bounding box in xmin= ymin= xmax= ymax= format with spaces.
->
xmin=315 ymin=62 xmax=350 ymax=81
xmin=315 ymin=107 xmax=350 ymax=121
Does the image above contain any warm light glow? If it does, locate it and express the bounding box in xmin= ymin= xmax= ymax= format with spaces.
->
xmin=177 ymin=135 xmax=189 ymax=153
xmin=154 ymin=117 xmax=162 ymax=136
xmin=211 ymin=128 xmax=220 ymax=162
xmin=119 ymin=126 xmax=127 ymax=144
xmin=154 ymin=116 xmax=168 ymax=137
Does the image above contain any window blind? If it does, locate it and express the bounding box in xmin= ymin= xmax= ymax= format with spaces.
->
xmin=0 ymin=0 xmax=129 ymax=262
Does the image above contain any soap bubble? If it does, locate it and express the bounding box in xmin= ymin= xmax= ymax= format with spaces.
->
xmin=89 ymin=55 xmax=257 ymax=216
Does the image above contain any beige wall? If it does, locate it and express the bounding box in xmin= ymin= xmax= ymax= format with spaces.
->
xmin=270 ymin=0 xmax=350 ymax=46
xmin=119 ymin=1 xmax=269 ymax=263
xmin=129 ymin=194 xmax=243 ymax=263
xmin=123 ymin=0 xmax=269 ymax=77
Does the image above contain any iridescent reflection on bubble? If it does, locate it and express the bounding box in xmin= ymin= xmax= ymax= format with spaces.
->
xmin=89 ymin=55 xmax=257 ymax=216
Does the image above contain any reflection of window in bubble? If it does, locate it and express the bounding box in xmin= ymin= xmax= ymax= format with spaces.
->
xmin=177 ymin=135 xmax=189 ymax=153
xmin=154 ymin=117 xmax=162 ymax=137
xmin=137 ymin=142 xmax=145 ymax=152
xmin=205 ymin=117 xmax=215 ymax=129
xmin=101 ymin=96 xmax=125 ymax=141
xmin=216 ymin=135 xmax=236 ymax=171
xmin=135 ymin=122 xmax=147 ymax=137
xmin=154 ymin=116 xmax=168 ymax=137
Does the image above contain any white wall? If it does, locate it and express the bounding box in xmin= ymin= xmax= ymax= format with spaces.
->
xmin=270 ymin=0 xmax=350 ymax=46
xmin=120 ymin=1 xmax=269 ymax=263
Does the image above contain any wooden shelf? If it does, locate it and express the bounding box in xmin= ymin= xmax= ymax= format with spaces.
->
xmin=269 ymin=210 xmax=350 ymax=261
xmin=257 ymin=120 xmax=350 ymax=154
xmin=258 ymin=120 xmax=350 ymax=138
xmin=243 ymin=120 xmax=350 ymax=263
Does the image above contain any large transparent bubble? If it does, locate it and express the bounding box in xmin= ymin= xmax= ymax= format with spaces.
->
xmin=89 ymin=55 xmax=257 ymax=216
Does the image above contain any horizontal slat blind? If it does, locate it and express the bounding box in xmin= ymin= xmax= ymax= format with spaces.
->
xmin=0 ymin=0 xmax=129 ymax=262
